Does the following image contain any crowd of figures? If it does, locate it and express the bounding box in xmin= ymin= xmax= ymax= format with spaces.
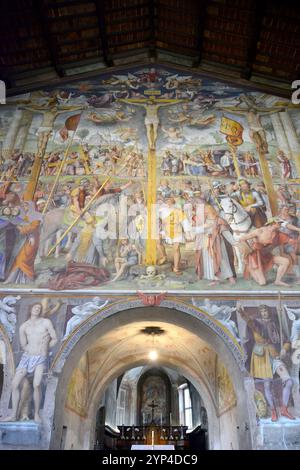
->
xmin=0 ymin=150 xmax=35 ymax=180
xmin=0 ymin=172 xmax=299 ymax=288
xmin=160 ymin=148 xmax=294 ymax=179
xmin=0 ymin=65 xmax=299 ymax=290
xmin=40 ymin=144 xmax=146 ymax=178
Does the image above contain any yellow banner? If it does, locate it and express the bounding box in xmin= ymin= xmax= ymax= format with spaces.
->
xmin=220 ymin=116 xmax=244 ymax=146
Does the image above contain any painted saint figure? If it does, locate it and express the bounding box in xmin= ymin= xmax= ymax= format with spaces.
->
xmin=194 ymin=204 xmax=236 ymax=286
xmin=239 ymin=304 xmax=295 ymax=422
xmin=2 ymin=303 xmax=57 ymax=423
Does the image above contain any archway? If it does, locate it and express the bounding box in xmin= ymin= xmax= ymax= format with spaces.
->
xmin=47 ymin=302 xmax=251 ymax=450
xmin=97 ymin=365 xmax=208 ymax=450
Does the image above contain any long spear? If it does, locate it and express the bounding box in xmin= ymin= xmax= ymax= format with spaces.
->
xmin=46 ymin=161 xmax=128 ymax=257
xmin=43 ymin=117 xmax=81 ymax=215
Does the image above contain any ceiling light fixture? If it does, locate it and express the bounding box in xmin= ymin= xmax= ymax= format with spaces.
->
xmin=148 ymin=350 xmax=158 ymax=361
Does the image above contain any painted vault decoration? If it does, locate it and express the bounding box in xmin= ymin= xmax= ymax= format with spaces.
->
xmin=0 ymin=66 xmax=299 ymax=291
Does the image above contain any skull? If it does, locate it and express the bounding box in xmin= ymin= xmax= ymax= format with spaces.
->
xmin=146 ymin=266 xmax=157 ymax=279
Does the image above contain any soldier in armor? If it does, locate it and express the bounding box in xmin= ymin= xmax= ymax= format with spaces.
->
xmin=231 ymin=178 xmax=267 ymax=227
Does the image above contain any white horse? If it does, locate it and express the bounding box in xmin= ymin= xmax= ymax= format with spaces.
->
xmin=219 ymin=197 xmax=253 ymax=274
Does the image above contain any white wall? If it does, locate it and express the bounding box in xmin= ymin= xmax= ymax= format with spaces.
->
xmin=219 ymin=406 xmax=239 ymax=450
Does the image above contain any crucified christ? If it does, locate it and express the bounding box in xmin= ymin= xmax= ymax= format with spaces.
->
xmin=118 ymin=97 xmax=188 ymax=150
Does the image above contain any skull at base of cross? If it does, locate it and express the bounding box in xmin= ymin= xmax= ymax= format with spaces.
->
xmin=140 ymin=266 xmax=166 ymax=281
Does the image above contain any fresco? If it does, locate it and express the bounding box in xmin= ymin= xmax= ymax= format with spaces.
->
xmin=193 ymin=297 xmax=300 ymax=427
xmin=0 ymin=67 xmax=299 ymax=291
xmin=140 ymin=373 xmax=169 ymax=425
xmin=0 ymin=293 xmax=299 ymax=434
xmin=216 ymin=360 xmax=236 ymax=415
xmin=0 ymin=295 xmax=113 ymax=423
xmin=65 ymin=353 xmax=89 ymax=418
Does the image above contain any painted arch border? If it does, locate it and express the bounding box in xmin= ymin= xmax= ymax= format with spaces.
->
xmin=50 ymin=297 xmax=246 ymax=374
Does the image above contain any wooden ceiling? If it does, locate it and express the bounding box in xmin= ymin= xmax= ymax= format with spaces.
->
xmin=1 ymin=0 xmax=299 ymax=93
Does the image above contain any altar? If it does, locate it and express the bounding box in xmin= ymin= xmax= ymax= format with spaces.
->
xmin=117 ymin=425 xmax=188 ymax=451
xmin=131 ymin=444 xmax=175 ymax=450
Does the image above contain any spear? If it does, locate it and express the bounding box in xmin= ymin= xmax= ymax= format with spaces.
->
xmin=43 ymin=117 xmax=81 ymax=214
xmin=42 ymin=140 xmax=74 ymax=214
xmin=46 ymin=161 xmax=128 ymax=257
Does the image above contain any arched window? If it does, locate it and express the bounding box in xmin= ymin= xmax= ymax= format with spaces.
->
xmin=116 ymin=384 xmax=131 ymax=426
xmin=116 ymin=387 xmax=127 ymax=425
xmin=178 ymin=383 xmax=192 ymax=429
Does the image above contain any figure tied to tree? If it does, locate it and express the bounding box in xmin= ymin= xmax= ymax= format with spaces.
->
xmin=2 ymin=303 xmax=57 ymax=423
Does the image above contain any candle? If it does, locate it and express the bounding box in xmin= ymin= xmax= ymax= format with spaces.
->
xmin=170 ymin=413 xmax=172 ymax=426
xmin=151 ymin=430 xmax=154 ymax=447
xmin=143 ymin=413 xmax=145 ymax=425
xmin=160 ymin=413 xmax=162 ymax=426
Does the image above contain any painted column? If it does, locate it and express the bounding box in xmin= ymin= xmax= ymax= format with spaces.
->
xmin=2 ymin=108 xmax=23 ymax=159
xmin=14 ymin=110 xmax=33 ymax=153
xmin=145 ymin=147 xmax=157 ymax=265
xmin=279 ymin=110 xmax=300 ymax=177
xmin=270 ymin=112 xmax=291 ymax=156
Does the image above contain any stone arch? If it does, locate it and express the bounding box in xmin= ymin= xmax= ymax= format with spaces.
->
xmin=84 ymin=356 xmax=221 ymax=450
xmin=47 ymin=300 xmax=251 ymax=450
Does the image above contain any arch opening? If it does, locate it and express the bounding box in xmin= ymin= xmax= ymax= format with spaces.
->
xmin=48 ymin=304 xmax=251 ymax=450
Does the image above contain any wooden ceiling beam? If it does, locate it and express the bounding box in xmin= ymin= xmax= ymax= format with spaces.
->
xmin=105 ymin=2 xmax=150 ymax=14
xmin=194 ymin=0 xmax=209 ymax=66
xmin=33 ymin=0 xmax=64 ymax=77
xmin=149 ymin=0 xmax=156 ymax=57
xmin=242 ymin=0 xmax=266 ymax=80
xmin=94 ymin=0 xmax=113 ymax=66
